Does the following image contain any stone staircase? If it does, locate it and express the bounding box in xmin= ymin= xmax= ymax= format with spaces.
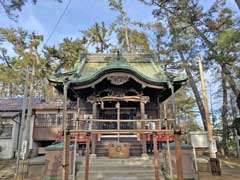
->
xmin=76 ymin=157 xmax=163 ymax=180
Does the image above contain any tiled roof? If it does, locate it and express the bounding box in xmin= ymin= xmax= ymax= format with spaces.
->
xmin=49 ymin=53 xmax=187 ymax=85
xmin=0 ymin=112 xmax=20 ymax=117
xmin=0 ymin=98 xmax=40 ymax=111
xmin=34 ymin=102 xmax=63 ymax=110
xmin=0 ymin=98 xmax=65 ymax=111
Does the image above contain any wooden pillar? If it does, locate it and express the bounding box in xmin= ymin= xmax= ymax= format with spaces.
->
xmin=84 ymin=133 xmax=91 ymax=180
xmin=116 ymin=102 xmax=120 ymax=142
xmin=73 ymin=97 xmax=80 ymax=180
xmin=62 ymin=83 xmax=70 ymax=180
xmin=174 ymin=129 xmax=183 ymax=180
xmin=91 ymin=102 xmax=96 ymax=156
xmin=153 ymin=133 xmax=160 ymax=180
xmin=140 ymin=100 xmax=147 ymax=155
xmin=156 ymin=99 xmax=160 ymax=130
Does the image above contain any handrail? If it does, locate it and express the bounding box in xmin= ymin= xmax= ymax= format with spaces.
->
xmin=70 ymin=129 xmax=174 ymax=134
xmin=77 ymin=118 xmax=175 ymax=122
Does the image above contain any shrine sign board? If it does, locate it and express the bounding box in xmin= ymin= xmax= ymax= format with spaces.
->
xmin=109 ymin=142 xmax=130 ymax=158
xmin=189 ymin=131 xmax=208 ymax=148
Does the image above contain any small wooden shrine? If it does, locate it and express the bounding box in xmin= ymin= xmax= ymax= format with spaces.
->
xmin=48 ymin=53 xmax=187 ymax=157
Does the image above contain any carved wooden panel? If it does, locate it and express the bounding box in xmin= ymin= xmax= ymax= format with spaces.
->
xmin=108 ymin=142 xmax=130 ymax=158
xmin=107 ymin=74 xmax=129 ymax=85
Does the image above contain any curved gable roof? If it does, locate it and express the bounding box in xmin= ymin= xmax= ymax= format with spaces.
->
xmin=49 ymin=53 xmax=187 ymax=88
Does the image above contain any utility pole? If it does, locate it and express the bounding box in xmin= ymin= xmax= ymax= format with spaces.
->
xmin=209 ymin=80 xmax=215 ymax=128
xmin=198 ymin=55 xmax=216 ymax=158
xmin=14 ymin=68 xmax=29 ymax=179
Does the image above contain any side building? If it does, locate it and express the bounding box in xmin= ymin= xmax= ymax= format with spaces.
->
xmin=0 ymin=99 xmax=74 ymax=158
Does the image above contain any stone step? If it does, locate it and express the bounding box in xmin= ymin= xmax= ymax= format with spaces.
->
xmin=77 ymin=158 xmax=155 ymax=166
xmin=77 ymin=156 xmax=153 ymax=159
xmin=96 ymin=144 xmax=142 ymax=150
xmin=77 ymin=169 xmax=157 ymax=173
xmin=75 ymin=156 xmax=164 ymax=180
xmin=77 ymin=171 xmax=163 ymax=180
xmin=78 ymin=161 xmax=155 ymax=167
xmin=77 ymin=165 xmax=156 ymax=171
xmin=76 ymin=175 xmax=162 ymax=180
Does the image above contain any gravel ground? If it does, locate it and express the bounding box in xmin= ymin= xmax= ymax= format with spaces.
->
xmin=198 ymin=159 xmax=240 ymax=180
xmin=0 ymin=158 xmax=240 ymax=180
xmin=0 ymin=159 xmax=15 ymax=180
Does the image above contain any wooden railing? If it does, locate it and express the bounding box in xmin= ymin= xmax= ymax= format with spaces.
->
xmin=34 ymin=118 xmax=176 ymax=131
xmin=76 ymin=118 xmax=175 ymax=130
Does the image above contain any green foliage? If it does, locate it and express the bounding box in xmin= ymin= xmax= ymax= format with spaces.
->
xmin=44 ymin=38 xmax=87 ymax=71
xmin=0 ymin=0 xmax=62 ymax=21
xmin=138 ymin=0 xmax=240 ymax=155
xmin=81 ymin=22 xmax=110 ymax=53
xmin=109 ymin=0 xmax=131 ymax=52
xmin=117 ymin=28 xmax=151 ymax=53
xmin=109 ymin=0 xmax=130 ymax=31
xmin=0 ymin=27 xmax=44 ymax=97
xmin=232 ymin=116 xmax=240 ymax=133
xmin=175 ymin=87 xmax=200 ymax=131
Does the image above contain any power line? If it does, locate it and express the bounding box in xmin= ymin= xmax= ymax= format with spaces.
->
xmin=44 ymin=0 xmax=72 ymax=45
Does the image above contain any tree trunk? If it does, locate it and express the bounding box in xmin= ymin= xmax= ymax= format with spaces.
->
xmin=230 ymin=93 xmax=238 ymax=120
xmin=123 ymin=17 xmax=130 ymax=52
xmin=225 ymin=68 xmax=240 ymax=97
xmin=191 ymin=24 xmax=214 ymax=49
xmin=9 ymin=82 xmax=13 ymax=97
xmin=23 ymin=62 xmax=35 ymax=155
xmin=221 ymin=65 xmax=229 ymax=156
xmin=0 ymin=82 xmax=5 ymax=97
xmin=156 ymin=34 xmax=161 ymax=62
xmin=41 ymin=78 xmax=46 ymax=100
xmin=23 ymin=49 xmax=39 ymax=156
xmin=235 ymin=0 xmax=240 ymax=9
xmin=178 ymin=50 xmax=207 ymax=130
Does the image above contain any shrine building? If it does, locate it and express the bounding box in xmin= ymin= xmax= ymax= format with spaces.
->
xmin=48 ymin=53 xmax=187 ymax=157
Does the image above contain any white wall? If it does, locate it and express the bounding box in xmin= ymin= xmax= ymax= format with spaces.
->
xmin=0 ymin=116 xmax=20 ymax=159
xmin=0 ymin=138 xmax=14 ymax=159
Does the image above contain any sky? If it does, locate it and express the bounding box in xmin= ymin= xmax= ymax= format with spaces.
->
xmin=0 ymin=0 xmax=155 ymax=48
xmin=0 ymin=0 xmax=238 ymax=48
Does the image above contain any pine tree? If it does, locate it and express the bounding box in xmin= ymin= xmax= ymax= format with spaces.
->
xmin=0 ymin=0 xmax=62 ymax=20
xmin=81 ymin=22 xmax=110 ymax=53
xmin=109 ymin=0 xmax=131 ymax=52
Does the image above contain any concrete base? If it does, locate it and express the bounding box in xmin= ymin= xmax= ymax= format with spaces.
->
xmin=141 ymin=153 xmax=149 ymax=160
xmin=90 ymin=154 xmax=97 ymax=158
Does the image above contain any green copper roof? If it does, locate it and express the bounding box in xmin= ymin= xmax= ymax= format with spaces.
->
xmin=45 ymin=142 xmax=74 ymax=150
xmin=48 ymin=53 xmax=187 ymax=86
